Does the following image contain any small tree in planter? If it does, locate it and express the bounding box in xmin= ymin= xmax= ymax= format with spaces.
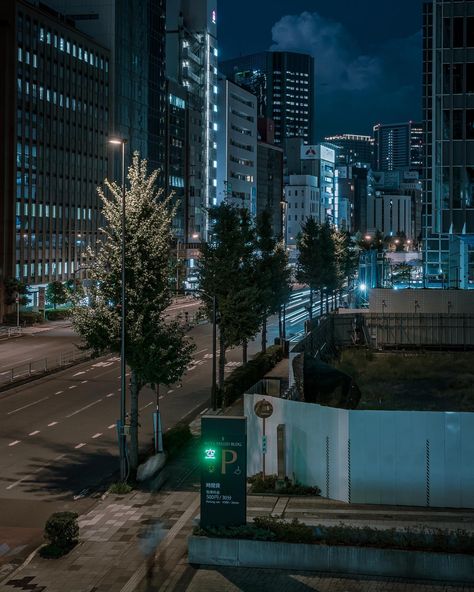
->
xmin=46 ymin=281 xmax=68 ymax=309
xmin=40 ymin=511 xmax=79 ymax=558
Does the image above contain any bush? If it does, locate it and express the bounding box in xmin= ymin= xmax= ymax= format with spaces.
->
xmin=248 ymin=473 xmax=321 ymax=496
xmin=43 ymin=512 xmax=79 ymax=554
xmin=254 ymin=516 xmax=315 ymax=544
xmin=108 ymin=482 xmax=133 ymax=495
xmin=3 ymin=311 xmax=44 ymax=325
xmin=45 ymin=308 xmax=70 ymax=321
xmin=221 ymin=345 xmax=283 ymax=406
xmin=162 ymin=424 xmax=192 ymax=459
xmin=194 ymin=524 xmax=276 ymax=542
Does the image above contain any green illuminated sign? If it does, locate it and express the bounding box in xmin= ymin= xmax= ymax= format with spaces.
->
xmin=205 ymin=448 xmax=216 ymax=460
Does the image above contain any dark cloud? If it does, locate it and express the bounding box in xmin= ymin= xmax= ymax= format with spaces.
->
xmin=270 ymin=11 xmax=422 ymax=139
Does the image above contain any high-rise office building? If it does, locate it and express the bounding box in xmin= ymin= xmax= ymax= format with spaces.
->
xmin=324 ymin=134 xmax=375 ymax=167
xmin=423 ymin=0 xmax=474 ymax=286
xmin=43 ymin=0 xmax=167 ymax=175
xmin=0 ymin=0 xmax=110 ymax=319
xmin=166 ymin=0 xmax=218 ymax=244
xmin=257 ymin=140 xmax=284 ymax=239
xmin=220 ymin=51 xmax=315 ymax=146
xmin=373 ymin=121 xmax=423 ymax=173
xmin=216 ymin=78 xmax=257 ymax=213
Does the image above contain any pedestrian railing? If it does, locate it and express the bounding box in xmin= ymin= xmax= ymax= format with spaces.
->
xmin=0 ymin=326 xmax=23 ymax=339
xmin=0 ymin=347 xmax=93 ymax=387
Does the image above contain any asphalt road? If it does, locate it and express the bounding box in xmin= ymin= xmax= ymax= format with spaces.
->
xmin=0 ymin=290 xmax=318 ymax=566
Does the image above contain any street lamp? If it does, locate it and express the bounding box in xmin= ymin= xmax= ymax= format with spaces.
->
xmin=109 ymin=137 xmax=128 ymax=481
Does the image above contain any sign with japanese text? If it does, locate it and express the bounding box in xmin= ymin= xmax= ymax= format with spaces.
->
xmin=200 ymin=416 xmax=247 ymax=527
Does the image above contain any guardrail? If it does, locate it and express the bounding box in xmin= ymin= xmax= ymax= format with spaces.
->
xmin=0 ymin=326 xmax=23 ymax=339
xmin=0 ymin=348 xmax=93 ymax=387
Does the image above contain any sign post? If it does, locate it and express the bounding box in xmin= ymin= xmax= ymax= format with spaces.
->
xmin=254 ymin=399 xmax=273 ymax=480
xmin=200 ymin=416 xmax=247 ymax=528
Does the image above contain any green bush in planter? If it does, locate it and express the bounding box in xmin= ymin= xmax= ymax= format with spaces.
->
xmin=43 ymin=511 xmax=79 ymax=550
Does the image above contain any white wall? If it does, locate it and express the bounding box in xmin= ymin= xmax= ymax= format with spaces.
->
xmin=245 ymin=394 xmax=474 ymax=508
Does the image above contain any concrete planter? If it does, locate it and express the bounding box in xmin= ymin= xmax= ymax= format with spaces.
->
xmin=188 ymin=536 xmax=474 ymax=583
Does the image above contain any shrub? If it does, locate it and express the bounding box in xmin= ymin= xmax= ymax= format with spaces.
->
xmin=248 ymin=473 xmax=321 ymax=496
xmin=222 ymin=345 xmax=283 ymax=406
xmin=162 ymin=424 xmax=192 ymax=459
xmin=3 ymin=311 xmax=44 ymax=325
xmin=108 ymin=482 xmax=133 ymax=495
xmin=43 ymin=512 xmax=79 ymax=554
xmin=194 ymin=524 xmax=276 ymax=541
xmin=45 ymin=308 xmax=71 ymax=321
xmin=254 ymin=516 xmax=315 ymax=544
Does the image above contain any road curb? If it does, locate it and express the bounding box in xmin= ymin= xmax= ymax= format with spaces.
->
xmin=0 ymin=544 xmax=44 ymax=586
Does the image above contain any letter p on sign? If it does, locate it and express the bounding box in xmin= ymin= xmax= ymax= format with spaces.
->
xmin=221 ymin=449 xmax=237 ymax=474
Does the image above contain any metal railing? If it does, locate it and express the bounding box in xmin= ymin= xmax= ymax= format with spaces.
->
xmin=0 ymin=348 xmax=93 ymax=387
xmin=0 ymin=326 xmax=23 ymax=339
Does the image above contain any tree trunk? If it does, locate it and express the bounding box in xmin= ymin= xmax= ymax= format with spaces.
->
xmin=218 ymin=331 xmax=226 ymax=389
xmin=129 ymin=369 xmax=141 ymax=480
xmin=262 ymin=315 xmax=267 ymax=353
xmin=242 ymin=339 xmax=248 ymax=364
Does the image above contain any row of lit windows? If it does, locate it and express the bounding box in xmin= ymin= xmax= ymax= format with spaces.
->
xmin=16 ymin=202 xmax=96 ymax=221
xmin=39 ymin=28 xmax=109 ymax=72
xmin=16 ymin=260 xmax=83 ymax=280
xmin=17 ymin=78 xmax=108 ymax=118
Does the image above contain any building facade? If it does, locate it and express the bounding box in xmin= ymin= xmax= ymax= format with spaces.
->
xmin=423 ymin=0 xmax=474 ymax=286
xmin=167 ymin=0 xmax=218 ymax=245
xmin=257 ymin=141 xmax=284 ymax=239
xmin=324 ymin=133 xmax=375 ymax=167
xmin=220 ymin=51 xmax=315 ymax=146
xmin=373 ymin=121 xmax=423 ymax=173
xmin=284 ymin=174 xmax=320 ymax=261
xmin=367 ymin=194 xmax=413 ymax=240
xmin=0 ymin=0 xmax=110 ymax=318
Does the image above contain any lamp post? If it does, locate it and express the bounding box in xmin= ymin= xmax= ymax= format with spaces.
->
xmin=109 ymin=137 xmax=128 ymax=481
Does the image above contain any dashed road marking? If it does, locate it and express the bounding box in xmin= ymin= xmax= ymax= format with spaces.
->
xmin=106 ymin=392 xmax=114 ymax=398
xmin=92 ymin=433 xmax=102 ymax=439
xmin=75 ymin=443 xmax=86 ymax=449
xmin=9 ymin=441 xmax=20 ymax=447
xmin=68 ymin=385 xmax=77 ymax=390
xmin=73 ymin=371 xmax=86 ymax=376
xmin=28 ymin=430 xmax=40 ymax=436
xmin=140 ymin=402 xmax=153 ymax=411
xmin=47 ymin=421 xmax=58 ymax=427
xmin=55 ymin=390 xmax=63 ymax=395
xmin=108 ymin=424 xmax=116 ymax=429
xmin=81 ymin=380 xmax=88 ymax=384
xmin=66 ymin=399 xmax=102 ymax=418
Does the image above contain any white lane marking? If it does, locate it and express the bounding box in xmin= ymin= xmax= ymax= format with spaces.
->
xmin=92 ymin=433 xmax=102 ymax=439
xmin=7 ymin=397 xmax=49 ymax=415
xmin=28 ymin=430 xmax=40 ymax=436
xmin=6 ymin=474 xmax=33 ymax=490
xmin=167 ymin=389 xmax=174 ymax=394
xmin=92 ymin=361 xmax=113 ymax=368
xmin=0 ymin=371 xmax=10 ymax=376
xmin=108 ymin=424 xmax=116 ymax=429
xmin=187 ymin=366 xmax=196 ymax=371
xmin=140 ymin=402 xmax=153 ymax=411
xmin=106 ymin=392 xmax=114 ymax=398
xmin=81 ymin=380 xmax=88 ymax=384
xmin=54 ymin=454 xmax=66 ymax=461
xmin=73 ymin=371 xmax=86 ymax=376
xmin=159 ymin=395 xmax=164 ymax=400
xmin=48 ymin=421 xmax=58 ymax=427
xmin=9 ymin=441 xmax=20 ymax=447
xmin=66 ymin=399 xmax=102 ymax=418
xmin=68 ymin=385 xmax=77 ymax=390
xmin=200 ymin=408 xmax=209 ymax=415
xmin=55 ymin=391 xmax=63 ymax=395
xmin=75 ymin=443 xmax=86 ymax=449
xmin=194 ymin=348 xmax=208 ymax=356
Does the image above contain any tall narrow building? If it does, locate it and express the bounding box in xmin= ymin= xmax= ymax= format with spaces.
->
xmin=220 ymin=51 xmax=315 ymax=146
xmin=166 ymin=0 xmax=218 ymax=244
xmin=423 ymin=0 xmax=474 ymax=286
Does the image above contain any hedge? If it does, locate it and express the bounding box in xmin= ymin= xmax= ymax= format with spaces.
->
xmin=221 ymin=345 xmax=283 ymax=407
xmin=3 ymin=311 xmax=44 ymax=325
xmin=45 ymin=308 xmax=71 ymax=320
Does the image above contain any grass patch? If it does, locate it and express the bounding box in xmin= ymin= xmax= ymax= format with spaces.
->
xmin=248 ymin=473 xmax=321 ymax=496
xmin=108 ymin=482 xmax=133 ymax=495
xmin=334 ymin=350 xmax=474 ymax=411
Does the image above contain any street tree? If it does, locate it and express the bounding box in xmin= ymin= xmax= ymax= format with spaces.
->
xmin=70 ymin=154 xmax=194 ymax=477
xmin=3 ymin=277 xmax=30 ymax=307
xmin=256 ymin=209 xmax=291 ymax=352
xmin=197 ymin=203 xmax=261 ymax=386
xmin=296 ymin=217 xmax=324 ymax=322
xmin=46 ymin=281 xmax=68 ymax=309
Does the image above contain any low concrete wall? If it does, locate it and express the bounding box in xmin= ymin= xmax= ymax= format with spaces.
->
xmin=188 ymin=536 xmax=474 ymax=583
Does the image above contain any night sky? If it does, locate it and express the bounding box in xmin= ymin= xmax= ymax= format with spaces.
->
xmin=218 ymin=0 xmax=424 ymax=141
